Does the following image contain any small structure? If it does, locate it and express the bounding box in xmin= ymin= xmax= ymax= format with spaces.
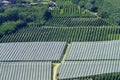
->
xmin=2 ymin=0 xmax=11 ymax=6
xmin=48 ymin=1 xmax=56 ymax=10
xmin=29 ymin=2 xmax=38 ymax=6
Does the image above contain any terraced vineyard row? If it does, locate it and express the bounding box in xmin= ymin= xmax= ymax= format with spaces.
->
xmin=50 ymin=5 xmax=81 ymax=17
xmin=0 ymin=26 xmax=119 ymax=43
xmin=50 ymin=0 xmax=96 ymax=18
xmin=45 ymin=17 xmax=110 ymax=27
xmin=50 ymin=6 xmax=97 ymax=17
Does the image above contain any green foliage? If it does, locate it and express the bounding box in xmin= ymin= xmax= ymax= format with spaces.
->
xmin=98 ymin=2 xmax=113 ymax=18
xmin=43 ymin=10 xmax=52 ymax=21
xmin=5 ymin=8 xmax=19 ymax=21
xmin=86 ymin=0 xmax=103 ymax=12
xmin=72 ymin=0 xmax=80 ymax=5
xmin=52 ymin=0 xmax=85 ymax=17
xmin=0 ymin=5 xmax=50 ymax=36
xmin=0 ymin=13 xmax=7 ymax=24
xmin=0 ymin=0 xmax=120 ymax=39
xmin=56 ymin=0 xmax=73 ymax=6
xmin=104 ymin=0 xmax=120 ymax=8
xmin=0 ymin=7 xmax=4 ymax=13
xmin=0 ymin=21 xmax=16 ymax=35
xmin=0 ymin=21 xmax=26 ymax=37
xmin=97 ymin=1 xmax=120 ymax=26
xmin=16 ymin=0 xmax=22 ymax=3
xmin=109 ymin=13 xmax=120 ymax=26
xmin=28 ymin=0 xmax=33 ymax=2
xmin=89 ymin=72 xmax=120 ymax=80
xmin=79 ymin=1 xmax=86 ymax=9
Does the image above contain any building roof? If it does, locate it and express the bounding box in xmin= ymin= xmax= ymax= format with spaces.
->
xmin=2 ymin=0 xmax=11 ymax=4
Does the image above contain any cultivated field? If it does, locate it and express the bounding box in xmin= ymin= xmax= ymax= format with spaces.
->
xmin=0 ymin=26 xmax=119 ymax=43
xmin=0 ymin=0 xmax=120 ymax=80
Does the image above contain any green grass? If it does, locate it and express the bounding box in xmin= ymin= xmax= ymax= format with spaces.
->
xmin=28 ymin=0 xmax=33 ymax=2
xmin=56 ymin=0 xmax=73 ymax=6
xmin=0 ymin=26 xmax=119 ymax=43
xmin=104 ymin=0 xmax=120 ymax=8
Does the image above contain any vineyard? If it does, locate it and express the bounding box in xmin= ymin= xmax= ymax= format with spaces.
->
xmin=50 ymin=0 xmax=95 ymax=17
xmin=0 ymin=26 xmax=119 ymax=43
xmin=45 ymin=17 xmax=110 ymax=26
xmin=50 ymin=5 xmax=81 ymax=17
xmin=0 ymin=0 xmax=120 ymax=80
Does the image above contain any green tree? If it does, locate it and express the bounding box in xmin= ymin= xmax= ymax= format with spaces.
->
xmin=0 ymin=7 xmax=4 ymax=13
xmin=43 ymin=10 xmax=52 ymax=21
xmin=79 ymin=1 xmax=86 ymax=9
xmin=109 ymin=13 xmax=120 ymax=26
xmin=87 ymin=0 xmax=104 ymax=12
xmin=98 ymin=2 xmax=113 ymax=18
xmin=5 ymin=8 xmax=19 ymax=21
xmin=72 ymin=0 xmax=80 ymax=5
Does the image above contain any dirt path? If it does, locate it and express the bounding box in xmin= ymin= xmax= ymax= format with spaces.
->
xmin=53 ymin=43 xmax=71 ymax=80
xmin=61 ymin=43 xmax=71 ymax=62
xmin=53 ymin=63 xmax=60 ymax=80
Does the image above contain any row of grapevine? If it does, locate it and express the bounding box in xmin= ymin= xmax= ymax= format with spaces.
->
xmin=46 ymin=17 xmax=110 ymax=26
xmin=50 ymin=5 xmax=81 ymax=16
xmin=0 ymin=27 xmax=119 ymax=43
xmin=56 ymin=0 xmax=73 ymax=6
xmin=50 ymin=0 xmax=97 ymax=18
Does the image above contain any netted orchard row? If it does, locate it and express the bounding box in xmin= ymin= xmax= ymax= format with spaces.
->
xmin=59 ymin=72 xmax=120 ymax=80
xmin=58 ymin=61 xmax=120 ymax=80
xmin=0 ymin=26 xmax=119 ymax=43
xmin=45 ymin=17 xmax=110 ymax=27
